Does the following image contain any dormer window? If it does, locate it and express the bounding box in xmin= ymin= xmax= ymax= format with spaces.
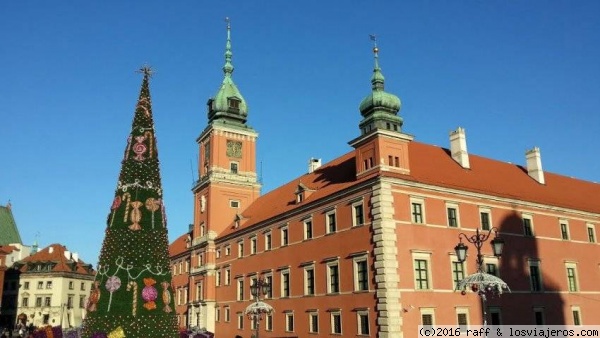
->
xmin=297 ymin=193 xmax=304 ymax=203
xmin=228 ymin=97 xmax=241 ymax=110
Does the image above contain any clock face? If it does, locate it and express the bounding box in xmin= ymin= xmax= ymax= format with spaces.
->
xmin=226 ymin=140 xmax=242 ymax=158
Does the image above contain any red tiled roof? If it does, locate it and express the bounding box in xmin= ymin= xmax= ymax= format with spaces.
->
xmin=169 ymin=234 xmax=189 ymax=257
xmin=220 ymin=140 xmax=600 ymax=238
xmin=19 ymin=243 xmax=95 ymax=275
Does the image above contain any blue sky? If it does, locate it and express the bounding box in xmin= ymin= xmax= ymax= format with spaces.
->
xmin=1 ymin=1 xmax=599 ymax=266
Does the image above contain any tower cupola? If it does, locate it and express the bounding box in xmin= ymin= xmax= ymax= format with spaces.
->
xmin=207 ymin=18 xmax=248 ymax=127
xmin=358 ymin=38 xmax=403 ymax=135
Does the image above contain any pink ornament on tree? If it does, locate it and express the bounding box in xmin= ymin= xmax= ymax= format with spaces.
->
xmin=105 ymin=276 xmax=122 ymax=312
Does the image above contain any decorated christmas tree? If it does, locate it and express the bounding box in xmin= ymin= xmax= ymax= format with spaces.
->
xmin=82 ymin=67 xmax=179 ymax=338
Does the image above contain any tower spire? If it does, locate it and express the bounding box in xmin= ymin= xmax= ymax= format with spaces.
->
xmin=223 ymin=17 xmax=234 ymax=77
xmin=369 ymin=34 xmax=385 ymax=91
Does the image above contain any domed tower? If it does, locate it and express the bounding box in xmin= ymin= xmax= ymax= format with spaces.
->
xmin=349 ymin=38 xmax=413 ymax=176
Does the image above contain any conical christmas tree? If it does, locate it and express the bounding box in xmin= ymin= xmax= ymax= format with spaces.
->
xmin=82 ymin=67 xmax=178 ymax=338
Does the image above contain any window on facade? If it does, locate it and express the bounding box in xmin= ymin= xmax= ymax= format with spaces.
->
xmin=265 ymin=232 xmax=272 ymax=250
xmin=237 ymin=313 xmax=244 ymax=329
xmin=281 ymin=271 xmax=290 ymax=297
xmin=196 ymin=282 xmax=203 ymax=301
xmin=353 ymin=204 xmax=364 ymax=226
xmin=572 ymin=308 xmax=581 ymax=325
xmin=225 ymin=269 xmax=231 ymax=285
xmin=457 ymin=310 xmax=469 ymax=332
xmin=281 ymin=227 xmax=289 ymax=246
xmin=452 ymin=260 xmax=465 ymax=290
xmin=230 ymin=200 xmax=240 ymax=208
xmin=37 ymin=281 xmax=43 ymax=289
xmin=238 ymin=241 xmax=244 ymax=257
xmin=421 ymin=312 xmax=434 ymax=329
xmin=523 ymin=217 xmax=534 ymax=236
xmin=228 ymin=98 xmax=240 ymax=109
xmin=80 ymin=282 xmax=85 ymax=291
xmin=24 ymin=282 xmax=29 ymax=290
xmin=225 ymin=246 xmax=231 ymax=256
xmin=44 ymin=297 xmax=51 ymax=306
xmin=230 ymin=162 xmax=238 ymax=174
xmin=529 ymin=261 xmax=542 ymax=292
xmin=266 ymin=314 xmax=273 ymax=331
xmin=331 ymin=312 xmax=342 ymax=334
xmin=480 ymin=211 xmax=491 ymax=230
xmin=22 ymin=297 xmax=28 ymax=307
xmin=304 ymin=220 xmax=313 ymax=240
xmin=250 ymin=236 xmax=257 ymax=254
xmin=46 ymin=281 xmax=52 ymax=289
xmin=560 ymin=222 xmax=569 ymax=240
xmin=67 ymin=295 xmax=74 ymax=308
xmin=215 ymin=308 xmax=220 ymax=322
xmin=587 ymin=225 xmax=596 ymax=243
xmin=285 ymin=312 xmax=294 ymax=332
xmin=411 ymin=202 xmax=424 ymax=224
xmin=534 ymin=308 xmax=545 ymax=325
xmin=35 ymin=297 xmax=42 ymax=307
xmin=489 ymin=308 xmax=502 ymax=325
xmin=486 ymin=263 xmax=498 ymax=276
xmin=225 ymin=307 xmax=230 ymax=322
xmin=79 ymin=295 xmax=85 ymax=308
xmin=68 ymin=281 xmax=74 ymax=290
xmin=414 ymin=259 xmax=430 ymax=290
xmin=327 ymin=212 xmax=337 ymax=233
xmin=237 ymin=279 xmax=244 ymax=301
xmin=309 ymin=312 xmax=319 ymax=333
xmin=358 ymin=312 xmax=370 ymax=335
xmin=355 ymin=258 xmax=368 ymax=291
xmin=566 ymin=265 xmax=578 ymax=292
xmin=447 ymin=206 xmax=458 ymax=227
xmin=305 ymin=267 xmax=315 ymax=296
xmin=328 ymin=263 xmax=340 ymax=293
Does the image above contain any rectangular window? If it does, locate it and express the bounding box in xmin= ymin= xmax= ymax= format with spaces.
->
xmin=266 ymin=314 xmax=273 ymax=331
xmin=447 ymin=205 xmax=459 ymax=227
xmin=534 ymin=308 xmax=545 ymax=325
xmin=486 ymin=263 xmax=498 ymax=276
xmin=587 ymin=225 xmax=596 ymax=243
xmin=250 ymin=236 xmax=257 ymax=254
xmin=327 ymin=212 xmax=337 ymax=233
xmin=230 ymin=162 xmax=238 ymax=174
xmin=68 ymin=281 xmax=74 ymax=290
xmin=560 ymin=222 xmax=569 ymax=240
xmin=237 ymin=279 xmax=244 ymax=301
xmin=358 ymin=312 xmax=370 ymax=335
xmin=489 ymin=308 xmax=502 ymax=325
xmin=456 ymin=310 xmax=469 ymax=332
xmin=216 ymin=248 xmax=221 ymax=258
xmin=216 ymin=270 xmax=221 ymax=286
xmin=304 ymin=220 xmax=313 ymax=240
xmin=80 ymin=282 xmax=85 ymax=291
xmin=237 ymin=313 xmax=244 ymax=329
xmin=215 ymin=308 xmax=220 ymax=322
xmin=79 ymin=295 xmax=85 ymax=308
xmin=265 ymin=232 xmax=272 ymax=251
xmin=265 ymin=275 xmax=273 ymax=298
xmin=480 ymin=210 xmax=491 ymax=231
xmin=281 ymin=226 xmax=289 ymax=246
xmin=305 ymin=268 xmax=315 ymax=295
xmin=22 ymin=297 xmax=28 ymax=307
xmin=420 ymin=308 xmax=435 ymax=328
xmin=238 ymin=241 xmax=244 ymax=257
xmin=411 ymin=201 xmax=424 ymax=224
xmin=225 ymin=268 xmax=231 ymax=285
xmin=353 ymin=203 xmax=364 ymax=226
xmin=328 ymin=263 xmax=340 ymax=293
xmin=523 ymin=216 xmax=534 ymax=236
xmin=452 ymin=260 xmax=465 ymax=289
xmin=572 ymin=307 xmax=581 ymax=325
xmin=529 ymin=260 xmax=542 ymax=292
xmin=285 ymin=312 xmax=294 ymax=332
xmin=309 ymin=312 xmax=319 ymax=333
xmin=225 ymin=245 xmax=231 ymax=256
xmin=331 ymin=312 xmax=342 ymax=334
xmin=67 ymin=295 xmax=74 ymax=308
xmin=566 ymin=263 xmax=579 ymax=292
xmin=35 ymin=297 xmax=42 ymax=307
xmin=44 ymin=297 xmax=51 ymax=306
xmin=225 ymin=307 xmax=230 ymax=322
xmin=355 ymin=258 xmax=369 ymax=291
xmin=24 ymin=282 xmax=29 ymax=290
xmin=414 ymin=259 xmax=430 ymax=290
xmin=37 ymin=281 xmax=43 ymax=289
xmin=281 ymin=270 xmax=290 ymax=297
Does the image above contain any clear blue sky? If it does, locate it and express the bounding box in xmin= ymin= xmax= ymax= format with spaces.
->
xmin=1 ymin=1 xmax=599 ymax=266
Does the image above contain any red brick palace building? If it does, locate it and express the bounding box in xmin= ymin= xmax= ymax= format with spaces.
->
xmin=169 ymin=24 xmax=600 ymax=338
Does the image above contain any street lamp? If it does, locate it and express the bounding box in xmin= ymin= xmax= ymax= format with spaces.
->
xmin=245 ymin=278 xmax=273 ymax=338
xmin=454 ymin=227 xmax=509 ymax=331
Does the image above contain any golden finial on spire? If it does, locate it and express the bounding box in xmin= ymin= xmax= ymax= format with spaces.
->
xmin=369 ymin=34 xmax=379 ymax=54
xmin=136 ymin=64 xmax=154 ymax=78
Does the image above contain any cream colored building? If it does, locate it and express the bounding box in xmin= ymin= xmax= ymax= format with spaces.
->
xmin=14 ymin=244 xmax=95 ymax=328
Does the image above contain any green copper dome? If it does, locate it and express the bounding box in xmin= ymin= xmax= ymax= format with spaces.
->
xmin=207 ymin=20 xmax=248 ymax=126
xmin=358 ymin=46 xmax=403 ymax=134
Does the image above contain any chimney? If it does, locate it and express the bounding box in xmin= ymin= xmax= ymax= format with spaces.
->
xmin=449 ymin=127 xmax=470 ymax=169
xmin=64 ymin=250 xmax=71 ymax=260
xmin=72 ymin=253 xmax=79 ymax=262
xmin=49 ymin=246 xmax=54 ymax=254
xmin=526 ymin=147 xmax=545 ymax=184
xmin=308 ymin=158 xmax=322 ymax=173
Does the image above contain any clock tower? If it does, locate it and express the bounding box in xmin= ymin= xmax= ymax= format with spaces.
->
xmin=193 ymin=19 xmax=261 ymax=238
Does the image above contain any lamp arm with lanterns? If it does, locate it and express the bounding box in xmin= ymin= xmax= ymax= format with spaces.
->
xmin=245 ymin=278 xmax=273 ymax=338
xmin=454 ymin=227 xmax=505 ymax=272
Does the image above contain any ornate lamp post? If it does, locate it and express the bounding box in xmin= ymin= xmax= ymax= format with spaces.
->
xmin=454 ymin=228 xmax=510 ymax=330
xmin=245 ymin=279 xmax=273 ymax=338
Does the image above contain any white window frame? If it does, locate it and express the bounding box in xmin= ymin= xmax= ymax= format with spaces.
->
xmin=327 ymin=209 xmax=338 ymax=233
xmin=522 ymin=213 xmax=535 ymax=237
xmin=224 ymin=306 xmax=230 ymax=322
xmin=304 ymin=218 xmax=313 ymax=240
xmin=237 ymin=312 xmax=244 ymax=329
xmin=326 ymin=261 xmax=340 ymax=294
xmin=264 ymin=231 xmax=272 ymax=251
xmin=215 ymin=307 xmax=220 ymax=322
xmin=587 ymin=223 xmax=596 ymax=243
xmin=216 ymin=270 xmax=221 ymax=286
xmin=420 ymin=307 xmax=436 ymax=327
xmin=250 ymin=236 xmax=257 ymax=254
xmin=559 ymin=220 xmax=570 ymax=240
xmin=479 ymin=207 xmax=492 ymax=230
xmin=304 ymin=265 xmax=315 ymax=296
xmin=216 ymin=248 xmax=221 ymax=259
xmin=237 ymin=278 xmax=244 ymax=301
xmin=264 ymin=274 xmax=273 ymax=299
xmin=225 ymin=245 xmax=231 ymax=256
xmin=266 ymin=313 xmax=273 ymax=331
xmin=357 ymin=310 xmax=370 ymax=335
xmin=571 ymin=306 xmax=582 ymax=325
xmin=330 ymin=311 xmax=342 ymax=334
xmin=528 ymin=259 xmax=543 ymax=292
xmin=229 ymin=199 xmax=240 ymax=208
xmin=225 ymin=268 xmax=231 ymax=285
xmin=281 ymin=225 xmax=289 ymax=246
xmin=309 ymin=311 xmax=319 ymax=334
xmin=456 ymin=307 xmax=469 ymax=332
xmin=352 ymin=201 xmax=364 ymax=227
xmin=237 ymin=240 xmax=244 ymax=258
xmin=410 ymin=197 xmax=426 ymax=224
xmin=484 ymin=256 xmax=500 ymax=277
xmin=353 ymin=255 xmax=369 ymax=292
xmin=412 ymin=251 xmax=432 ymax=290
xmin=565 ymin=262 xmax=579 ymax=292
xmin=285 ymin=311 xmax=294 ymax=332
xmin=230 ymin=161 xmax=239 ymax=174
xmin=450 ymin=255 xmax=466 ymax=290
xmin=446 ymin=202 xmax=460 ymax=228
xmin=281 ymin=269 xmax=291 ymax=298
